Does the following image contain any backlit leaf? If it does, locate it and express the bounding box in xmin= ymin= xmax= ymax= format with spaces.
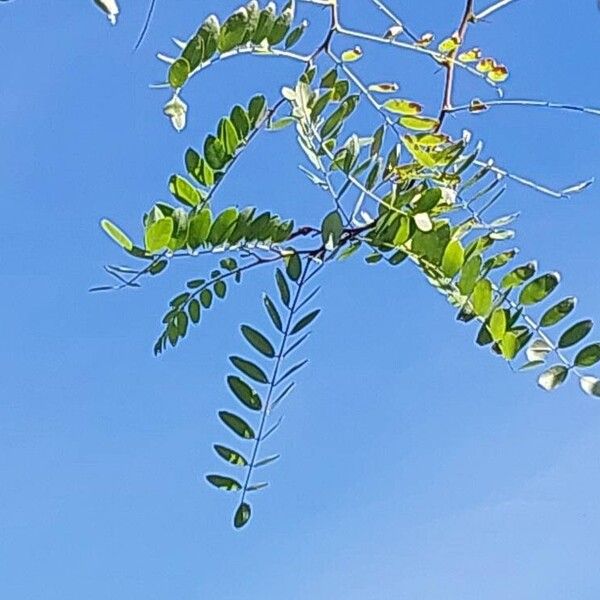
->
xmin=557 ymin=320 xmax=592 ymax=349
xmin=383 ymin=99 xmax=422 ymax=115
xmin=519 ymin=273 xmax=560 ymax=305
xmin=101 ymin=219 xmax=133 ymax=251
xmin=168 ymin=57 xmax=190 ymax=88
xmin=441 ymin=240 xmax=464 ymax=278
xmin=145 ymin=218 xmax=173 ymax=252
xmin=540 ymin=297 xmax=577 ymax=328
xmin=399 ymin=116 xmax=438 ymax=131
xmin=472 ymin=279 xmax=493 ymax=316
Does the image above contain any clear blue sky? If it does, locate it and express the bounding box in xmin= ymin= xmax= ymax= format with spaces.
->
xmin=2 ymin=1 xmax=600 ymax=598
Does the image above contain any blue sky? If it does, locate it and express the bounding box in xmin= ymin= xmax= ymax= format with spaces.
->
xmin=1 ymin=1 xmax=600 ymax=598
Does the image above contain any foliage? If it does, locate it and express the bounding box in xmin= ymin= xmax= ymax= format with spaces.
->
xmin=88 ymin=0 xmax=600 ymax=528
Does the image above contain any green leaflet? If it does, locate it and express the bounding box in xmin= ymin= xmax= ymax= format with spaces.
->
xmin=230 ymin=356 xmax=269 ymax=384
xmin=227 ymin=375 xmax=262 ymax=410
xmin=241 ymin=325 xmax=275 ymax=358
xmin=168 ymin=58 xmax=190 ymax=88
xmin=472 ymin=279 xmax=493 ymax=317
xmin=214 ymin=444 xmax=248 ymax=467
xmin=101 ymin=219 xmax=133 ymax=251
xmin=540 ymin=297 xmax=576 ymax=327
xmin=169 ymin=175 xmax=201 ymax=207
xmin=263 ymin=295 xmax=283 ymax=331
xmin=321 ymin=211 xmax=344 ymax=247
xmin=290 ymin=309 xmax=320 ymax=335
xmin=285 ymin=252 xmax=302 ymax=281
xmin=575 ymin=344 xmax=600 ymax=368
xmin=219 ymin=411 xmax=255 ymax=439
xmin=218 ymin=8 xmax=249 ymax=53
xmin=206 ymin=474 xmax=241 ymax=491
xmin=501 ymin=262 xmax=536 ymax=289
xmin=441 ymin=240 xmax=464 ymax=278
xmin=558 ymin=320 xmax=592 ymax=349
xmin=519 ymin=273 xmax=560 ymax=305
xmin=145 ymin=218 xmax=173 ymax=252
xmin=234 ymin=502 xmax=251 ymax=529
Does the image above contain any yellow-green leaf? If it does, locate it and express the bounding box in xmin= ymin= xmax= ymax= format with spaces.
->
xmin=488 ymin=64 xmax=509 ymax=83
xmin=341 ymin=46 xmax=363 ymax=62
xmin=399 ymin=115 xmax=439 ymax=131
xmin=168 ymin=57 xmax=191 ymax=88
xmin=472 ymin=279 xmax=493 ymax=316
xmin=458 ymin=47 xmax=481 ymax=62
xmin=145 ymin=217 xmax=174 ymax=252
xmin=100 ymin=218 xmax=133 ymax=251
xmin=441 ymin=240 xmax=465 ymax=278
xmin=383 ymin=99 xmax=422 ymax=115
xmin=476 ymin=58 xmax=496 ymax=73
xmin=438 ymin=34 xmax=460 ymax=54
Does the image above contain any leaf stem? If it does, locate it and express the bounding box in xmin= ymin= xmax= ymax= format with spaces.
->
xmin=239 ymin=259 xmax=313 ymax=507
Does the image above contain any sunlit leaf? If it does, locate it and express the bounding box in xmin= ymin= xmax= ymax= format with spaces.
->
xmin=472 ymin=279 xmax=493 ymax=317
xmin=580 ymin=376 xmax=600 ymax=397
xmin=145 ymin=218 xmax=173 ymax=252
xmin=537 ymin=365 xmax=568 ymax=391
xmin=168 ymin=57 xmax=191 ymax=88
xmin=458 ymin=47 xmax=481 ymax=62
xmin=441 ymin=239 xmax=464 ymax=278
xmin=383 ymin=99 xmax=422 ymax=115
xmin=488 ymin=64 xmax=509 ymax=83
xmin=399 ymin=115 xmax=439 ymax=131
xmin=518 ymin=272 xmax=560 ymax=305
xmin=341 ymin=46 xmax=363 ymax=62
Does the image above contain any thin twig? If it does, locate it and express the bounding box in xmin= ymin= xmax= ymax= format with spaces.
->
xmin=473 ymin=0 xmax=520 ymax=21
xmin=369 ymin=0 xmax=419 ymax=42
xmin=437 ymin=0 xmax=475 ymax=128
xmin=448 ymin=98 xmax=600 ymax=118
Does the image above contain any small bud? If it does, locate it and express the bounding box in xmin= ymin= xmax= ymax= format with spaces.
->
xmin=94 ymin=0 xmax=120 ymax=26
xmin=384 ymin=24 xmax=404 ymax=39
xmin=416 ymin=32 xmax=434 ymax=47
xmin=469 ymin=98 xmax=489 ymax=113
xmin=163 ymin=94 xmax=188 ymax=132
